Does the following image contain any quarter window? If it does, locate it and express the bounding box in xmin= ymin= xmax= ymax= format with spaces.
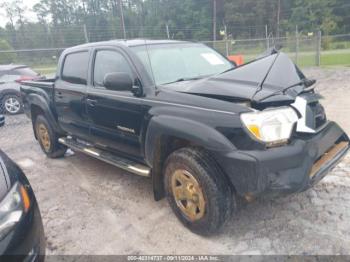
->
xmin=93 ymin=50 xmax=132 ymax=87
xmin=62 ymin=52 xmax=89 ymax=85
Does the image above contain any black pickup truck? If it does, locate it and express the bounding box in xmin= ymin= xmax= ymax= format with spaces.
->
xmin=20 ymin=39 xmax=349 ymax=235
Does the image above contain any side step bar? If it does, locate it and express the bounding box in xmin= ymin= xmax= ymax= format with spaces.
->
xmin=58 ymin=137 xmax=151 ymax=177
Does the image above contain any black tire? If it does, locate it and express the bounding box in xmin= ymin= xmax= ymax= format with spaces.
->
xmin=34 ymin=115 xmax=67 ymax=158
xmin=1 ymin=94 xmax=23 ymax=115
xmin=164 ymin=147 xmax=236 ymax=235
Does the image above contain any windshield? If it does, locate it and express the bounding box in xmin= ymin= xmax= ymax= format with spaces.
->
xmin=131 ymin=43 xmax=234 ymax=86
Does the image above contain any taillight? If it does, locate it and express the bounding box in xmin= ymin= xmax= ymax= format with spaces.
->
xmin=15 ymin=76 xmax=35 ymax=83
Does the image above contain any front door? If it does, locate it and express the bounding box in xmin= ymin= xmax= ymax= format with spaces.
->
xmin=86 ymin=48 xmax=144 ymax=160
xmin=55 ymin=50 xmax=90 ymax=139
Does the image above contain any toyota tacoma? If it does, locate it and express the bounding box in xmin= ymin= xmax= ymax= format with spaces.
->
xmin=20 ymin=40 xmax=349 ymax=235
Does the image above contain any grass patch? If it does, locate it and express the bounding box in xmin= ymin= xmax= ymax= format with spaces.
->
xmin=296 ymin=51 xmax=350 ymax=67
xmin=320 ymin=52 xmax=350 ymax=66
xmin=234 ymin=49 xmax=350 ymax=68
xmin=32 ymin=66 xmax=57 ymax=76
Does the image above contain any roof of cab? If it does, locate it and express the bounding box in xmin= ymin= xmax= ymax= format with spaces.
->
xmin=65 ymin=39 xmax=194 ymax=51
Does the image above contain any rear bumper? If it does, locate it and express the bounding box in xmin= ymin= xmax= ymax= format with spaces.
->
xmin=216 ymin=121 xmax=349 ymax=198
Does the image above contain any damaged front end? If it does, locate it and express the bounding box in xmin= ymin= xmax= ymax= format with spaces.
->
xmin=210 ymin=52 xmax=350 ymax=198
xmin=215 ymin=121 xmax=349 ymax=199
xmin=160 ymin=48 xmax=349 ymax=198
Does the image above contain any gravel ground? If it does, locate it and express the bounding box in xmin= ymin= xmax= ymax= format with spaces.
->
xmin=0 ymin=67 xmax=350 ymax=255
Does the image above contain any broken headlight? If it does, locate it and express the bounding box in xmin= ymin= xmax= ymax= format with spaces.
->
xmin=240 ymin=107 xmax=298 ymax=145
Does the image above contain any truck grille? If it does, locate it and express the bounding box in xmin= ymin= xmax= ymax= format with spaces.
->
xmin=292 ymin=95 xmax=327 ymax=133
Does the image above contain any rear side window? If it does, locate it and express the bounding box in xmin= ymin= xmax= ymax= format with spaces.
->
xmin=62 ymin=52 xmax=89 ymax=85
xmin=93 ymin=50 xmax=132 ymax=87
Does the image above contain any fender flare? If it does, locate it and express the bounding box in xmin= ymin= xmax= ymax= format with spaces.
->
xmin=26 ymin=93 xmax=62 ymax=134
xmin=144 ymin=115 xmax=235 ymax=200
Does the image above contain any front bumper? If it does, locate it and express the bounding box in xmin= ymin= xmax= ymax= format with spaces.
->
xmin=216 ymin=121 xmax=349 ymax=198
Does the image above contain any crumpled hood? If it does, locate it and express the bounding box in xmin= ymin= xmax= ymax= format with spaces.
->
xmin=162 ymin=52 xmax=307 ymax=104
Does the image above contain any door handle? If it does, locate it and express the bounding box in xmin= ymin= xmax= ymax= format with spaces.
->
xmin=86 ymin=98 xmax=98 ymax=106
xmin=56 ymin=92 xmax=63 ymax=99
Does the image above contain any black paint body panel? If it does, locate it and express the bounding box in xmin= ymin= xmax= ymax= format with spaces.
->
xmin=0 ymin=150 xmax=45 ymax=260
xmin=20 ymin=39 xmax=349 ymax=199
xmin=215 ymin=122 xmax=349 ymax=197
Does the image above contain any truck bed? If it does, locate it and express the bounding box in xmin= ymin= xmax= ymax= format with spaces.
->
xmin=21 ymin=78 xmax=55 ymax=89
xmin=20 ymin=78 xmax=56 ymax=117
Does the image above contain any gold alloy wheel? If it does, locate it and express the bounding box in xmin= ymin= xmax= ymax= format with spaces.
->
xmin=171 ymin=169 xmax=206 ymax=221
xmin=37 ymin=123 xmax=51 ymax=152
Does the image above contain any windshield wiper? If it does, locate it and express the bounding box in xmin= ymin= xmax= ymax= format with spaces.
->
xmin=256 ymin=78 xmax=317 ymax=102
xmin=163 ymin=76 xmax=207 ymax=85
xmin=220 ymin=67 xmax=236 ymax=74
xmin=281 ymin=78 xmax=316 ymax=94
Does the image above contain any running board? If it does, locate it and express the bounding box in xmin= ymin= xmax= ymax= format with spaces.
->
xmin=58 ymin=137 xmax=151 ymax=177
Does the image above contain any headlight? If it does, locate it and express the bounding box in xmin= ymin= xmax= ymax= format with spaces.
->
xmin=240 ymin=107 xmax=298 ymax=145
xmin=0 ymin=182 xmax=31 ymax=240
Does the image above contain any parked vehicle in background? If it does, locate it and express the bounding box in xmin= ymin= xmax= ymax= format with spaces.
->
xmin=21 ymin=40 xmax=349 ymax=235
xmin=0 ymin=115 xmax=4 ymax=127
xmin=0 ymin=65 xmax=42 ymax=115
xmin=0 ymin=150 xmax=45 ymax=260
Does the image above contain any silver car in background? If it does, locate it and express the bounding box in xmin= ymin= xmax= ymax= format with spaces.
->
xmin=0 ymin=65 xmax=41 ymax=115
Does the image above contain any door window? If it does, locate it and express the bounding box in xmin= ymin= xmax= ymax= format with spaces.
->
xmin=62 ymin=51 xmax=89 ymax=85
xmin=93 ymin=50 xmax=133 ymax=88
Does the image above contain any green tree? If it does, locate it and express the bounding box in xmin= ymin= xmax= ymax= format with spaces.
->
xmin=289 ymin=0 xmax=339 ymax=34
xmin=223 ymin=0 xmax=280 ymax=38
xmin=0 ymin=39 xmax=17 ymax=63
xmin=0 ymin=0 xmax=349 ymax=51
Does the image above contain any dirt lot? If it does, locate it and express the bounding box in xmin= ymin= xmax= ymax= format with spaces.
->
xmin=0 ymin=67 xmax=350 ymax=255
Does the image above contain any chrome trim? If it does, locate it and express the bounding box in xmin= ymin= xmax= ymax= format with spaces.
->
xmin=59 ymin=137 xmax=151 ymax=177
xmin=309 ymin=141 xmax=349 ymax=186
xmin=310 ymin=141 xmax=349 ymax=178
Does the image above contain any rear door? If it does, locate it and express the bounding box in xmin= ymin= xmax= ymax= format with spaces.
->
xmin=55 ymin=50 xmax=90 ymax=139
xmin=86 ymin=47 xmax=144 ymax=159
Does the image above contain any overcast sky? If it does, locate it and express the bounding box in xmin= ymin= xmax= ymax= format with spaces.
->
xmin=0 ymin=0 xmax=39 ymax=27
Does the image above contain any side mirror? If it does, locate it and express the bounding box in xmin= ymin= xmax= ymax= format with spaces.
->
xmin=103 ymin=72 xmax=133 ymax=91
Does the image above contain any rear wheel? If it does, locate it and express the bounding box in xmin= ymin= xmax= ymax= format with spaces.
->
xmin=164 ymin=147 xmax=235 ymax=235
xmin=1 ymin=94 xmax=22 ymax=115
xmin=34 ymin=115 xmax=67 ymax=158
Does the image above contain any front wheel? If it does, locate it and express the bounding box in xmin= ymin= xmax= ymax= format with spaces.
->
xmin=1 ymin=94 xmax=22 ymax=115
xmin=164 ymin=147 xmax=236 ymax=235
xmin=34 ymin=115 xmax=67 ymax=158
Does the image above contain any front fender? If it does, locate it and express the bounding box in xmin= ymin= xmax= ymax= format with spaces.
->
xmin=145 ymin=115 xmax=236 ymax=201
xmin=145 ymin=115 xmax=235 ymax=166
